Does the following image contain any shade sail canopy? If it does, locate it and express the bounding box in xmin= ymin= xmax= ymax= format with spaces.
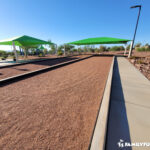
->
xmin=68 ymin=37 xmax=131 ymax=45
xmin=0 ymin=35 xmax=52 ymax=47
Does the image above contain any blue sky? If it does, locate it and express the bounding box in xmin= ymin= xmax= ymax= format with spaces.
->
xmin=0 ymin=0 xmax=149 ymax=50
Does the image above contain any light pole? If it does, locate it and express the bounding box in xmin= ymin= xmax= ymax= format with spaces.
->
xmin=128 ymin=5 xmax=142 ymax=58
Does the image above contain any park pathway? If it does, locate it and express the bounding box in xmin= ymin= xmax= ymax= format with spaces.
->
xmin=106 ymin=57 xmax=150 ymax=150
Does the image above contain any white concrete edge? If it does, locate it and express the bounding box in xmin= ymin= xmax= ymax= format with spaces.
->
xmin=90 ymin=56 xmax=115 ymax=150
xmin=0 ymin=54 xmax=87 ymax=68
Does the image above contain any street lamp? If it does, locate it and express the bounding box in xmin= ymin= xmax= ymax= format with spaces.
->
xmin=128 ymin=5 xmax=142 ymax=58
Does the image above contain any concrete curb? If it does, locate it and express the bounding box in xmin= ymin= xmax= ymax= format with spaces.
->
xmin=0 ymin=55 xmax=93 ymax=87
xmin=89 ymin=56 xmax=115 ymax=150
xmin=0 ymin=54 xmax=88 ymax=69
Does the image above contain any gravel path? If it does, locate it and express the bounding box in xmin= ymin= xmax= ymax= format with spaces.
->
xmin=0 ymin=56 xmax=112 ymax=150
xmin=0 ymin=55 xmax=87 ymax=80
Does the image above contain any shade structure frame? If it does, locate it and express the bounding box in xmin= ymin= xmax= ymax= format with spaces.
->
xmin=0 ymin=35 xmax=53 ymax=62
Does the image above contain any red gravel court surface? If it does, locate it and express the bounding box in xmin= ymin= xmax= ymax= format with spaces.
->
xmin=0 ymin=55 xmax=88 ymax=80
xmin=0 ymin=56 xmax=112 ymax=150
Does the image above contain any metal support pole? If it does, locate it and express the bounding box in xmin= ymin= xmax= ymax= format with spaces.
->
xmin=128 ymin=5 xmax=142 ymax=58
xmin=55 ymin=44 xmax=57 ymax=56
xmin=124 ymin=43 xmax=127 ymax=55
xmin=12 ymin=41 xmax=18 ymax=62
xmin=128 ymin=41 xmax=133 ymax=57
xmin=19 ymin=46 xmax=22 ymax=56
xmin=64 ymin=44 xmax=66 ymax=56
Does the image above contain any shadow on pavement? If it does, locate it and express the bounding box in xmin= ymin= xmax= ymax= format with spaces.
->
xmin=105 ymin=57 xmax=132 ymax=150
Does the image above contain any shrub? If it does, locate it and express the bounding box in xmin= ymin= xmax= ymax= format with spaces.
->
xmin=0 ymin=50 xmax=8 ymax=60
xmin=130 ymin=56 xmax=136 ymax=59
xmin=99 ymin=45 xmax=107 ymax=52
xmin=137 ymin=59 xmax=144 ymax=64
xmin=135 ymin=42 xmax=142 ymax=48
xmin=89 ymin=48 xmax=95 ymax=53
xmin=72 ymin=49 xmax=77 ymax=52
xmin=95 ymin=48 xmax=101 ymax=53
xmin=126 ymin=45 xmax=130 ymax=50
xmin=109 ymin=46 xmax=125 ymax=51
xmin=109 ymin=46 xmax=121 ymax=51
xmin=38 ymin=53 xmax=45 ymax=57
xmin=136 ymin=47 xmax=150 ymax=52
xmin=1 ymin=57 xmax=6 ymax=60
xmin=57 ymin=50 xmax=63 ymax=56
xmin=119 ymin=46 xmax=125 ymax=50
xmin=43 ymin=49 xmax=48 ymax=55
xmin=2 ymin=53 xmax=8 ymax=59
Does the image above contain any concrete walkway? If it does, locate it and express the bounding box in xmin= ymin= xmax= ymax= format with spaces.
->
xmin=105 ymin=57 xmax=150 ymax=150
xmin=0 ymin=59 xmax=14 ymax=66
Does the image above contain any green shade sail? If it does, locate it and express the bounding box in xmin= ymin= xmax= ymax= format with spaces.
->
xmin=0 ymin=35 xmax=53 ymax=47
xmin=68 ymin=37 xmax=131 ymax=45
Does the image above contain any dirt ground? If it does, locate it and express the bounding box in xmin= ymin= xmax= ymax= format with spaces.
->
xmin=132 ymin=51 xmax=150 ymax=57
xmin=101 ymin=50 xmax=150 ymax=57
xmin=127 ymin=51 xmax=150 ymax=80
xmin=101 ymin=51 xmax=125 ymax=55
xmin=0 ymin=55 xmax=88 ymax=80
xmin=0 ymin=56 xmax=112 ymax=150
xmin=128 ymin=56 xmax=150 ymax=80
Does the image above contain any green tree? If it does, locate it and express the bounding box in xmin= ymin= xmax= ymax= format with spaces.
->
xmin=78 ymin=47 xmax=82 ymax=54
xmin=0 ymin=50 xmax=6 ymax=56
xmin=89 ymin=48 xmax=95 ymax=53
xmin=64 ymin=44 xmax=74 ymax=54
xmin=144 ymin=43 xmax=150 ymax=49
xmin=57 ymin=49 xmax=63 ymax=56
xmin=29 ymin=48 xmax=36 ymax=55
xmin=119 ymin=46 xmax=125 ymax=50
xmin=58 ymin=45 xmax=63 ymax=51
xmin=21 ymin=45 xmax=38 ymax=58
xmin=95 ymin=48 xmax=101 ymax=53
xmin=83 ymin=46 xmax=88 ymax=53
xmin=135 ymin=42 xmax=142 ymax=48
xmin=0 ymin=50 xmax=8 ymax=59
xmin=43 ymin=48 xmax=48 ymax=55
xmin=126 ymin=45 xmax=130 ymax=50
xmin=145 ymin=43 xmax=149 ymax=46
xmin=72 ymin=49 xmax=77 ymax=54
xmin=99 ymin=45 xmax=107 ymax=52
xmin=49 ymin=44 xmax=56 ymax=54
xmin=109 ymin=46 xmax=123 ymax=51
